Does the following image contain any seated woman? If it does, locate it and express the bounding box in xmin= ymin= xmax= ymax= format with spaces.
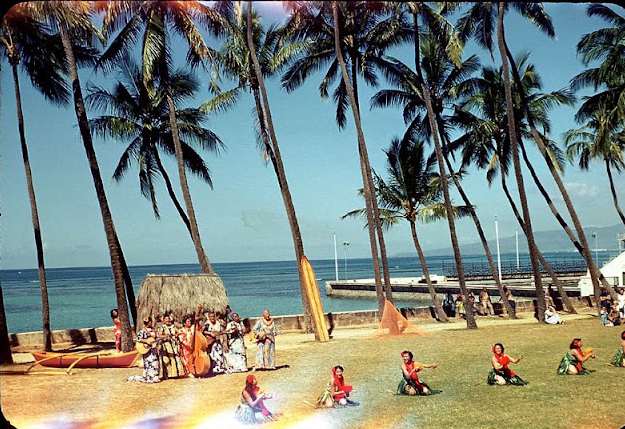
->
xmin=544 ymin=305 xmax=564 ymax=325
xmin=397 ymin=350 xmax=438 ymax=396
xmin=235 ymin=374 xmax=277 ymax=424
xmin=317 ymin=365 xmax=358 ymax=407
xmin=610 ymin=331 xmax=625 ymax=367
xmin=487 ymin=343 xmax=527 ymax=386
xmin=455 ymin=293 xmax=465 ymax=319
xmin=607 ymin=304 xmax=622 ymax=327
xmin=558 ymin=338 xmax=595 ymax=375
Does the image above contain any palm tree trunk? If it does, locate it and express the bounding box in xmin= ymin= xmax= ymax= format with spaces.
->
xmin=497 ymin=3 xmax=546 ymax=321
xmin=517 ymin=140 xmax=575 ymax=312
xmin=504 ymin=41 xmax=610 ymax=307
xmin=10 ymin=60 xmax=52 ymax=350
xmin=60 ymin=24 xmax=134 ymax=352
xmin=350 ymin=56 xmax=393 ymax=301
xmin=501 ymin=174 xmax=577 ymax=313
xmin=332 ymin=2 xmax=385 ymax=312
xmin=165 ymin=90 xmax=213 ymax=274
xmin=606 ymin=160 xmax=625 ymax=227
xmin=438 ymin=124 xmax=516 ymax=318
xmin=153 ymin=150 xmax=192 ymax=235
xmin=246 ymin=3 xmax=313 ymax=332
xmin=114 ymin=234 xmax=136 ymax=328
xmin=413 ymin=10 xmax=476 ymax=328
xmin=0 ymin=279 xmax=13 ymax=364
xmin=410 ymin=221 xmax=448 ymax=321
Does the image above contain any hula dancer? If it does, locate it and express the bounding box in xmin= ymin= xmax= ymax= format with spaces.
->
xmin=558 ymin=338 xmax=595 ymax=375
xmin=235 ymin=374 xmax=277 ymax=424
xmin=487 ymin=343 xmax=527 ymax=386
xmin=317 ymin=365 xmax=359 ymax=407
xmin=610 ymin=331 xmax=625 ymax=367
xmin=397 ymin=350 xmax=438 ymax=396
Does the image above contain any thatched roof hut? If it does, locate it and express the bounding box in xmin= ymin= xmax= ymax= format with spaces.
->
xmin=136 ymin=273 xmax=229 ymax=327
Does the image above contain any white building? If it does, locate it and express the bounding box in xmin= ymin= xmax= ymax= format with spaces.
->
xmin=578 ymin=250 xmax=625 ymax=296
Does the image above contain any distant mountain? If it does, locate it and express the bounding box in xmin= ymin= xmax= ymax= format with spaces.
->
xmin=395 ymin=223 xmax=625 ymax=257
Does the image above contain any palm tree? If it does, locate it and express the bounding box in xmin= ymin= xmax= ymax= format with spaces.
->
xmin=372 ymin=31 xmax=516 ymax=318
xmin=1 ymin=4 xmax=71 ymax=351
xmin=24 ymin=1 xmax=135 ymax=351
xmin=0 ymin=275 xmax=12 ymax=364
xmin=344 ymin=136 xmax=474 ymax=322
xmin=206 ymin=3 xmax=315 ymax=332
xmin=572 ymin=5 xmax=625 ymax=131
xmin=97 ymin=1 xmax=230 ymax=275
xmin=456 ymin=62 xmax=577 ymax=313
xmin=458 ymin=2 xmax=559 ymax=320
xmin=87 ymin=61 xmax=223 ymax=238
xmin=284 ymin=1 xmax=409 ymax=307
xmin=565 ymin=110 xmax=625 ymax=227
xmin=398 ymin=2 xmax=478 ymax=328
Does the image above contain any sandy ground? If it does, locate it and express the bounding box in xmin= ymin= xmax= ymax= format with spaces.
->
xmin=0 ymin=310 xmax=600 ymax=429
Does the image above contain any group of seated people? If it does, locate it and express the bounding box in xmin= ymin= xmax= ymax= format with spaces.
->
xmin=600 ymin=287 xmax=625 ymax=326
xmin=443 ymin=287 xmax=515 ymax=319
xmin=127 ymin=304 xmax=278 ymax=383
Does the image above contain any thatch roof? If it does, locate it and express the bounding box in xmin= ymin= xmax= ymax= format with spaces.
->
xmin=136 ymin=273 xmax=229 ymax=327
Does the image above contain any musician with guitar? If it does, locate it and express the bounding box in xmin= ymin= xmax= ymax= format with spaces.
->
xmin=203 ymin=311 xmax=232 ymax=374
xmin=127 ymin=316 xmax=161 ymax=383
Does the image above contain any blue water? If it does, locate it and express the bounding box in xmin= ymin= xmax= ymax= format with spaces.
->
xmin=0 ymin=252 xmax=609 ymax=334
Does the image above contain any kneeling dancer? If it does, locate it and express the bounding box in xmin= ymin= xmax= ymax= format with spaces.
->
xmin=397 ymin=350 xmax=438 ymax=396
xmin=487 ymin=343 xmax=527 ymax=386
xmin=558 ymin=338 xmax=595 ymax=375
xmin=235 ymin=374 xmax=277 ymax=424
xmin=317 ymin=365 xmax=359 ymax=407
xmin=610 ymin=330 xmax=625 ymax=367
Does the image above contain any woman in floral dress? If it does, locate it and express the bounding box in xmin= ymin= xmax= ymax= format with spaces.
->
xmin=253 ymin=309 xmax=278 ymax=370
xmin=158 ymin=314 xmax=187 ymax=379
xmin=226 ymin=312 xmax=248 ymax=372
xmin=127 ymin=317 xmax=160 ymax=383
xmin=204 ymin=311 xmax=231 ymax=374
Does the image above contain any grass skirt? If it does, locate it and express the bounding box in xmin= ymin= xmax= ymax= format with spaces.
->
xmin=611 ymin=346 xmax=624 ymax=367
xmin=487 ymin=368 xmax=528 ymax=385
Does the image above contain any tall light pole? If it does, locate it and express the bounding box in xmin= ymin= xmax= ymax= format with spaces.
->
xmin=343 ymin=241 xmax=350 ymax=280
xmin=495 ymin=215 xmax=502 ymax=282
xmin=592 ymin=232 xmax=598 ymax=266
xmin=333 ymin=231 xmax=339 ymax=281
xmin=515 ymin=227 xmax=519 ymax=270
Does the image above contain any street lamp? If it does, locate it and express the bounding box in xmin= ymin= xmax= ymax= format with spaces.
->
xmin=515 ymin=227 xmax=519 ymax=270
xmin=592 ymin=232 xmax=598 ymax=265
xmin=343 ymin=241 xmax=350 ymax=280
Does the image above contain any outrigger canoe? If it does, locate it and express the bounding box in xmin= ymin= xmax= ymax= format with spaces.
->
xmin=30 ymin=350 xmax=139 ymax=369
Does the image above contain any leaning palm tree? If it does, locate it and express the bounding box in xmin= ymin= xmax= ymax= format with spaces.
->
xmin=458 ymin=2 xmax=560 ymax=320
xmin=284 ymin=1 xmax=409 ymax=307
xmin=96 ymin=1 xmax=230 ymax=275
xmin=206 ymin=3 xmax=314 ymax=332
xmin=87 ymin=61 xmax=223 ymax=237
xmin=456 ymin=62 xmax=577 ymax=313
xmin=398 ymin=2 xmax=478 ymax=328
xmin=1 ymin=4 xmax=71 ymax=351
xmin=25 ymin=1 xmax=135 ymax=351
xmin=565 ymin=110 xmax=625 ymax=227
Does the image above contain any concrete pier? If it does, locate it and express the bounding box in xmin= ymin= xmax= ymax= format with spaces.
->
xmin=325 ymin=275 xmax=583 ymax=300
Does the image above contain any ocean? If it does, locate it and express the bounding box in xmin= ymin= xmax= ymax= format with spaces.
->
xmin=0 ymin=252 xmax=608 ymax=334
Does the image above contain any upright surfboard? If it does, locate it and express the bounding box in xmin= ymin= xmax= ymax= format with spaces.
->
xmin=301 ymin=256 xmax=330 ymax=342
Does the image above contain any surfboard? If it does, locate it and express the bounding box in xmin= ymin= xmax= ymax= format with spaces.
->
xmin=301 ymin=256 xmax=330 ymax=342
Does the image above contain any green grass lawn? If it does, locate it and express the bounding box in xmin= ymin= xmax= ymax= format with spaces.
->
xmin=273 ymin=313 xmax=625 ymax=429
xmin=3 ymin=312 xmax=624 ymax=429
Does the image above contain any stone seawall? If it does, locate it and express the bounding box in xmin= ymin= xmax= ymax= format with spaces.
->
xmin=9 ymin=296 xmax=594 ymax=348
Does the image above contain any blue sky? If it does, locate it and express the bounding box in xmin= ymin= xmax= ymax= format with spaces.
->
xmin=1 ymin=2 xmax=624 ymax=270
